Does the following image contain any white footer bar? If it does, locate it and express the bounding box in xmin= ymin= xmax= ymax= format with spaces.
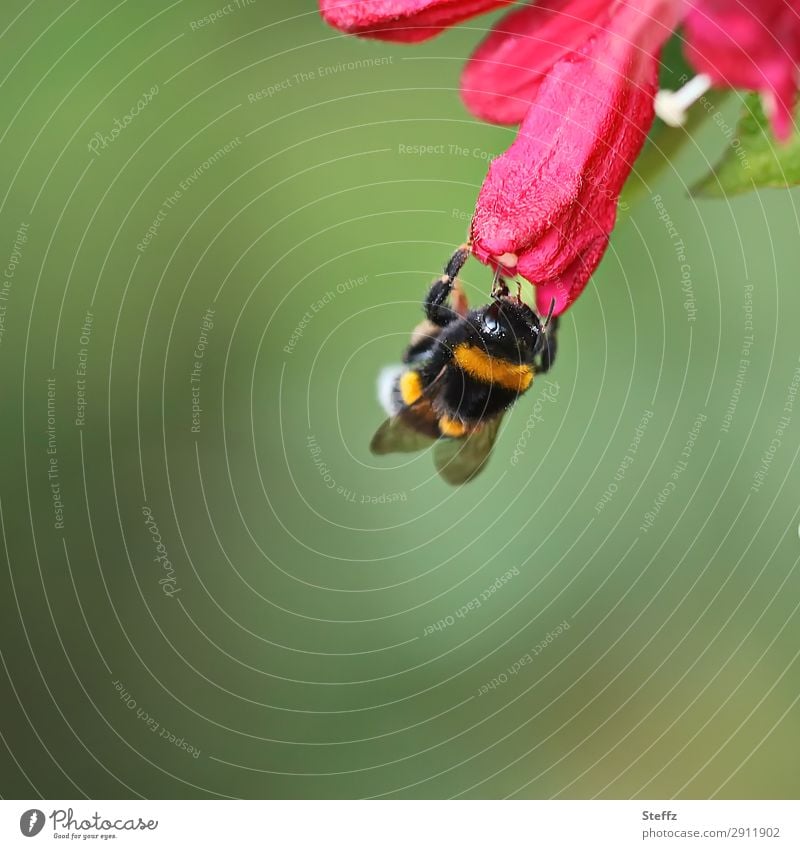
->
xmin=2 ymin=800 xmax=797 ymax=848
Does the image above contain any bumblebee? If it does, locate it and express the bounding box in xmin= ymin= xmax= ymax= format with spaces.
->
xmin=370 ymin=243 xmax=559 ymax=485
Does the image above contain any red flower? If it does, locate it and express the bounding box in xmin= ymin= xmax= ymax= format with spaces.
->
xmin=318 ymin=0 xmax=513 ymax=42
xmin=683 ymin=0 xmax=800 ymax=141
xmin=471 ymin=0 xmax=677 ymax=315
xmin=320 ymin=0 xmax=800 ymax=313
xmin=460 ymin=0 xmax=613 ymax=125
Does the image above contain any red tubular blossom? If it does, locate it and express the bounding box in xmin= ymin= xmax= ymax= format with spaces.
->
xmin=684 ymin=0 xmax=800 ymax=141
xmin=461 ymin=0 xmax=612 ymax=125
xmin=318 ymin=0 xmax=799 ymax=317
xmin=318 ymin=0 xmax=513 ymax=43
xmin=471 ymin=0 xmax=678 ymax=315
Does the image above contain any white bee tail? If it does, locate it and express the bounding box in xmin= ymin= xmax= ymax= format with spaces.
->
xmin=377 ymin=365 xmax=404 ymax=416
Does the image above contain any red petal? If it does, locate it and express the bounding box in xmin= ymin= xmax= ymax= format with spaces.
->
xmin=319 ymin=0 xmax=513 ymax=43
xmin=684 ymin=0 xmax=800 ymax=141
xmin=471 ymin=0 xmax=678 ymax=314
xmin=461 ymin=0 xmax=612 ymax=125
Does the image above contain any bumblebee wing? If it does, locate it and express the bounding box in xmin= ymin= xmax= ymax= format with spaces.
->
xmin=370 ymin=367 xmax=447 ymax=455
xmin=433 ymin=415 xmax=504 ymax=485
xmin=370 ymin=412 xmax=437 ymax=455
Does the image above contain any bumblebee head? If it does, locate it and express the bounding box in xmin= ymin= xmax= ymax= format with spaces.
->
xmin=472 ymin=296 xmax=543 ymax=363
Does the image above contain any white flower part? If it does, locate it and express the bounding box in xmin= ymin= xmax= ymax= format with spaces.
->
xmin=654 ymin=74 xmax=713 ymax=127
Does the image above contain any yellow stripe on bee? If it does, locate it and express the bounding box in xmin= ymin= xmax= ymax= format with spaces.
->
xmin=399 ymin=370 xmax=423 ymax=406
xmin=439 ymin=415 xmax=467 ymax=437
xmin=453 ymin=343 xmax=533 ymax=392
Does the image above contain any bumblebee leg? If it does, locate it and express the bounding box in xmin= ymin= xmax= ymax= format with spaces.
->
xmin=444 ymin=242 xmax=471 ymax=281
xmin=424 ymin=243 xmax=471 ymax=326
xmin=534 ymin=316 xmax=559 ymax=374
xmin=490 ymin=265 xmax=510 ymax=299
xmin=451 ymin=278 xmax=469 ymax=318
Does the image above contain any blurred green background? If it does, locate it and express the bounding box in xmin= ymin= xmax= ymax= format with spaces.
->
xmin=1 ymin=0 xmax=799 ymax=800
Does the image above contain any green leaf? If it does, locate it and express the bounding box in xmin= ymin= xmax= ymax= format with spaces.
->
xmin=691 ymin=93 xmax=800 ymax=197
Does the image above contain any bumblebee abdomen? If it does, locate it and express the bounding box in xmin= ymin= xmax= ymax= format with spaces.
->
xmin=379 ymin=367 xmax=424 ymax=416
xmin=399 ymin=370 xmax=424 ymax=406
xmin=438 ymin=366 xmax=517 ymax=425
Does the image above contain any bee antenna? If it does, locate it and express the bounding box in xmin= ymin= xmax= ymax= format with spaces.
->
xmin=543 ymin=298 xmax=556 ymax=330
xmin=490 ymin=263 xmax=501 ymax=296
